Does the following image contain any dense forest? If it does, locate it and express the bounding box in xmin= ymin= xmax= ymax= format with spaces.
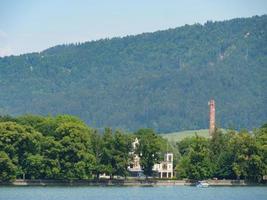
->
xmin=0 ymin=114 xmax=266 ymax=182
xmin=0 ymin=115 xmax=169 ymax=181
xmin=0 ymin=15 xmax=266 ymax=132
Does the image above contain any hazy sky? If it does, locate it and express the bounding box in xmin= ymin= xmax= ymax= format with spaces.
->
xmin=0 ymin=0 xmax=267 ymax=57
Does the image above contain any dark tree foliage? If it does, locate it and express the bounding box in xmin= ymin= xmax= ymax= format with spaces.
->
xmin=0 ymin=15 xmax=266 ymax=132
xmin=135 ymin=129 xmax=163 ymax=177
xmin=0 ymin=151 xmax=17 ymax=182
xmin=175 ymin=127 xmax=267 ymax=182
xmin=0 ymin=114 xmax=265 ymax=182
xmin=0 ymin=115 xmax=135 ymax=181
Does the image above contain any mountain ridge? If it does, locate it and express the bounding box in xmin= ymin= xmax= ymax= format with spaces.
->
xmin=0 ymin=15 xmax=266 ymax=132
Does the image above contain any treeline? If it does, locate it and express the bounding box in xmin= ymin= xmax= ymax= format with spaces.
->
xmin=175 ymin=127 xmax=267 ymax=182
xmin=0 ymin=115 xmax=169 ymax=182
xmin=0 ymin=114 xmax=266 ymax=183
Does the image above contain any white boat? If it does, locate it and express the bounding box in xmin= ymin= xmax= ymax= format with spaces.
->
xmin=196 ymin=181 xmax=209 ymax=187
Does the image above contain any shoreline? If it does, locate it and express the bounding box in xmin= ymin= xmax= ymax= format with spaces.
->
xmin=0 ymin=179 xmax=265 ymax=187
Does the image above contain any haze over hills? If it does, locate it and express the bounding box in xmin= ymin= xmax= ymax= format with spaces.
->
xmin=0 ymin=15 xmax=266 ymax=133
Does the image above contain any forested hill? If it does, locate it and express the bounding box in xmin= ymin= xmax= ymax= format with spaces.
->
xmin=0 ymin=15 xmax=266 ymax=133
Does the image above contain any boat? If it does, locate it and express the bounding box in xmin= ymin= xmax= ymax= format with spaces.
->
xmin=196 ymin=181 xmax=209 ymax=187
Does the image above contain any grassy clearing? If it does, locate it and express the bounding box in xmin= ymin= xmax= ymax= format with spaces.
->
xmin=161 ymin=129 xmax=230 ymax=143
xmin=161 ymin=129 xmax=210 ymax=143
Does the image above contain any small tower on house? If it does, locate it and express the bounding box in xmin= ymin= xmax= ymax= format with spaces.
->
xmin=208 ymin=99 xmax=215 ymax=136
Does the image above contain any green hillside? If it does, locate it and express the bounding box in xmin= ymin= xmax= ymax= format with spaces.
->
xmin=161 ymin=129 xmax=210 ymax=143
xmin=0 ymin=15 xmax=266 ymax=132
xmin=161 ymin=128 xmax=230 ymax=142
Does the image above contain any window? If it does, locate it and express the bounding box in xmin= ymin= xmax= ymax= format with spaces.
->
xmin=168 ymin=155 xmax=172 ymax=162
xmin=163 ymin=163 xmax=167 ymax=170
xmin=162 ymin=172 xmax=167 ymax=178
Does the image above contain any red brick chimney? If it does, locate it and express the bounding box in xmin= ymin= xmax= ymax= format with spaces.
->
xmin=208 ymin=99 xmax=215 ymax=136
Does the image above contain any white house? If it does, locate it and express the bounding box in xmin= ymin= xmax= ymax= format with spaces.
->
xmin=153 ymin=152 xmax=173 ymax=178
xmin=128 ymin=138 xmax=174 ymax=178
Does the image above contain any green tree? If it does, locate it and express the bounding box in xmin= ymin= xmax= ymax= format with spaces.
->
xmin=55 ymin=121 xmax=96 ymax=179
xmin=176 ymin=135 xmax=214 ymax=180
xmin=40 ymin=136 xmax=62 ymax=179
xmin=24 ymin=154 xmax=45 ymax=179
xmin=135 ymin=129 xmax=162 ymax=178
xmin=0 ymin=151 xmax=17 ymax=182
xmin=16 ymin=115 xmax=46 ymax=130
xmin=0 ymin=122 xmax=42 ymax=179
xmin=90 ymin=130 xmax=106 ymax=179
xmin=228 ymin=130 xmax=254 ymax=180
xmin=100 ymin=128 xmax=115 ymax=179
xmin=113 ymin=130 xmax=133 ymax=178
xmin=250 ymin=126 xmax=267 ymax=182
xmin=209 ymin=128 xmax=235 ymax=179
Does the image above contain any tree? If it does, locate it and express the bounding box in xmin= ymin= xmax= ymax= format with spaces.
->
xmin=250 ymin=126 xmax=267 ymax=182
xmin=0 ymin=151 xmax=17 ymax=182
xmin=209 ymin=128 xmax=234 ymax=179
xmin=16 ymin=115 xmax=46 ymax=130
xmin=100 ymin=128 xmax=115 ymax=179
xmin=176 ymin=135 xmax=214 ymax=180
xmin=91 ymin=130 xmax=106 ymax=179
xmin=55 ymin=121 xmax=96 ymax=179
xmin=175 ymin=126 xmax=267 ymax=182
xmin=135 ymin=129 xmax=162 ymax=178
xmin=1 ymin=113 xmax=266 ymax=182
xmin=113 ymin=130 xmax=133 ymax=178
xmin=24 ymin=154 xmax=45 ymax=179
xmin=40 ymin=136 xmax=62 ymax=179
xmin=92 ymin=128 xmax=133 ymax=179
xmin=228 ymin=130 xmax=255 ymax=180
xmin=0 ymin=122 xmax=42 ymax=179
xmin=175 ymin=156 xmax=189 ymax=179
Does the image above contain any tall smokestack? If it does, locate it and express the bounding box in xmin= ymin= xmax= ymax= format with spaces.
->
xmin=208 ymin=99 xmax=215 ymax=136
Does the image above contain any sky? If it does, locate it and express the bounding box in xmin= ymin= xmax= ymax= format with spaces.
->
xmin=0 ymin=0 xmax=267 ymax=57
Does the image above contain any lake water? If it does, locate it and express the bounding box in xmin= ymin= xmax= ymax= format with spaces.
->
xmin=0 ymin=186 xmax=266 ymax=200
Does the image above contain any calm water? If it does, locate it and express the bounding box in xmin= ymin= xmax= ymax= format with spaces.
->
xmin=0 ymin=186 xmax=266 ymax=200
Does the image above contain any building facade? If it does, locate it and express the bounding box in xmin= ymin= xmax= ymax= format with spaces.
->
xmin=128 ymin=138 xmax=174 ymax=178
xmin=153 ymin=153 xmax=173 ymax=178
